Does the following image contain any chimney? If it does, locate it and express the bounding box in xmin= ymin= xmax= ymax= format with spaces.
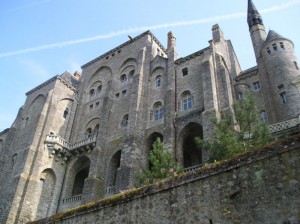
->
xmin=74 ymin=71 xmax=81 ymax=80
xmin=167 ymin=31 xmax=176 ymax=50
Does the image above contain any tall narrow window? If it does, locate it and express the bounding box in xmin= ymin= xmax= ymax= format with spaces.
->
xmin=181 ymin=91 xmax=192 ymax=111
xmin=253 ymin=81 xmax=261 ymax=91
xmin=266 ymin=47 xmax=271 ymax=55
xmin=295 ymin=61 xmax=299 ymax=70
xmin=63 ymin=108 xmax=69 ymax=119
xmin=155 ymin=75 xmax=162 ymax=88
xmin=40 ymin=178 xmax=45 ymax=188
xmin=89 ymin=89 xmax=95 ymax=100
xmin=280 ymin=42 xmax=285 ymax=49
xmin=154 ymin=102 xmax=163 ymax=120
xmin=97 ymin=85 xmax=102 ymax=94
xmin=121 ymin=114 xmax=129 ymax=128
xmin=280 ymin=92 xmax=287 ymax=103
xmin=182 ymin=68 xmax=188 ymax=76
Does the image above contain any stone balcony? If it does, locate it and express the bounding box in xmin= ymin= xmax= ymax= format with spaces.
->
xmin=269 ymin=115 xmax=300 ymax=134
xmin=45 ymin=133 xmax=98 ymax=161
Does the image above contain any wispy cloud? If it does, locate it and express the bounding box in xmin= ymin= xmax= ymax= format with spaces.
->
xmin=0 ymin=0 xmax=299 ymax=58
xmin=0 ymin=0 xmax=51 ymax=15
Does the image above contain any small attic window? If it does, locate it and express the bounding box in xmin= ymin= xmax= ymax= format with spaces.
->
xmin=272 ymin=43 xmax=278 ymax=51
xmin=182 ymin=68 xmax=188 ymax=76
xmin=266 ymin=47 xmax=271 ymax=55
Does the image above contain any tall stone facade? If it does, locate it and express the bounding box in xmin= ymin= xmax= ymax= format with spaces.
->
xmin=0 ymin=0 xmax=299 ymax=223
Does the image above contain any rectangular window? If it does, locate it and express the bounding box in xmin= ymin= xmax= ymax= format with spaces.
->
xmin=280 ymin=42 xmax=285 ymax=49
xmin=266 ymin=47 xmax=271 ymax=55
xmin=183 ymin=97 xmax=192 ymax=110
xmin=253 ymin=81 xmax=261 ymax=91
xmin=182 ymin=68 xmax=188 ymax=76
xmin=280 ymin=92 xmax=287 ymax=103
xmin=272 ymin=43 xmax=278 ymax=51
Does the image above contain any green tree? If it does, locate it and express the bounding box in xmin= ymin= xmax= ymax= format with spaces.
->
xmin=196 ymin=92 xmax=273 ymax=162
xmin=136 ymin=138 xmax=182 ymax=186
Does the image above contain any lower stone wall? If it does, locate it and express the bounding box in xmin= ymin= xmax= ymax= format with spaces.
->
xmin=32 ymin=136 xmax=300 ymax=224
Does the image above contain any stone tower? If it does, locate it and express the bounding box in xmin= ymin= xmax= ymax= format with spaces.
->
xmin=248 ymin=0 xmax=300 ymax=122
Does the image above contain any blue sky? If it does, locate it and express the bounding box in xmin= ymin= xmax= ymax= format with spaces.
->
xmin=1 ymin=0 xmax=300 ymax=131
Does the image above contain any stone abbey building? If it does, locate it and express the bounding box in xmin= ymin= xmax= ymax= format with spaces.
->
xmin=0 ymin=0 xmax=300 ymax=223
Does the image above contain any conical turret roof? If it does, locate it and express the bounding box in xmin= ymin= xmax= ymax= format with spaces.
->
xmin=265 ymin=30 xmax=285 ymax=42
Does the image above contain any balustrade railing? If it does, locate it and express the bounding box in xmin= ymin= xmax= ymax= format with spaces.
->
xmin=105 ymin=186 xmax=116 ymax=197
xmin=183 ymin=164 xmax=202 ymax=173
xmin=62 ymin=194 xmax=82 ymax=204
xmin=269 ymin=116 xmax=300 ymax=134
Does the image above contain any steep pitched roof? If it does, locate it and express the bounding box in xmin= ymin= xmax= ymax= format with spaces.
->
xmin=247 ymin=0 xmax=264 ymax=29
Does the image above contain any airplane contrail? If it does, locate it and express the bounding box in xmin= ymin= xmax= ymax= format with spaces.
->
xmin=0 ymin=0 xmax=299 ymax=58
xmin=0 ymin=0 xmax=51 ymax=15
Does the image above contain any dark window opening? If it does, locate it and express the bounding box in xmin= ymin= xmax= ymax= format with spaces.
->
xmin=63 ymin=108 xmax=69 ymax=119
xmin=121 ymin=114 xmax=129 ymax=128
xmin=266 ymin=47 xmax=271 ymax=55
xmin=280 ymin=92 xmax=287 ymax=104
xmin=122 ymin=90 xmax=127 ymax=96
xmin=182 ymin=68 xmax=188 ymax=76
xmin=295 ymin=61 xmax=299 ymax=70
xmin=272 ymin=43 xmax=278 ymax=51
xmin=280 ymin=42 xmax=285 ymax=49
xmin=278 ymin=84 xmax=284 ymax=89
xmin=116 ymin=93 xmax=120 ymax=98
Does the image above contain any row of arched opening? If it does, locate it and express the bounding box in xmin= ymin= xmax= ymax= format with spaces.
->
xmin=35 ymin=122 xmax=203 ymax=217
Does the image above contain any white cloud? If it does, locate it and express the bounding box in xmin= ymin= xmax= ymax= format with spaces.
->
xmin=0 ymin=0 xmax=299 ymax=58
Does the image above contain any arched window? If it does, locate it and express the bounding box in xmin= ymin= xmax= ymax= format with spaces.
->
xmin=153 ymin=102 xmax=163 ymax=120
xmin=94 ymin=124 xmax=100 ymax=133
xmin=129 ymin=70 xmax=135 ymax=77
xmin=260 ymin=110 xmax=268 ymax=123
xmin=121 ymin=114 xmax=129 ymax=128
xmin=120 ymin=74 xmax=127 ymax=85
xmin=181 ymin=91 xmax=192 ymax=111
xmin=155 ymin=75 xmax=162 ymax=88
xmin=89 ymin=89 xmax=95 ymax=100
xmin=97 ymin=85 xmax=102 ymax=94
xmin=86 ymin=128 xmax=92 ymax=137
xmin=63 ymin=108 xmax=69 ymax=119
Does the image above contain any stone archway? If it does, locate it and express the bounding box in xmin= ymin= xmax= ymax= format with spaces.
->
xmin=146 ymin=132 xmax=163 ymax=169
xmin=178 ymin=122 xmax=203 ymax=168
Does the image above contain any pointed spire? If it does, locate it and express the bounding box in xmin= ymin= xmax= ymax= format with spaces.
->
xmin=247 ymin=0 xmax=264 ymax=29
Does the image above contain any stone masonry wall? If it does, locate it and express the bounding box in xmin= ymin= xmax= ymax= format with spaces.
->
xmin=33 ymin=135 xmax=300 ymax=224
